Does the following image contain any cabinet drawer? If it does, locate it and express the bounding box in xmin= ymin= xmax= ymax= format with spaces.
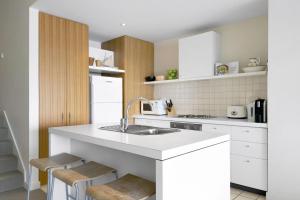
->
xmin=231 ymin=141 xmax=267 ymax=159
xmin=202 ymin=124 xmax=231 ymax=134
xmin=134 ymin=118 xmax=171 ymax=128
xmin=231 ymin=126 xmax=267 ymax=143
xmin=231 ymin=155 xmax=267 ymax=191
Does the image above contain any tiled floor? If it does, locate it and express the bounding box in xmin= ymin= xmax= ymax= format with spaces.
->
xmin=231 ymin=187 xmax=266 ymax=200
xmin=0 ymin=188 xmax=45 ymax=200
xmin=0 ymin=187 xmax=265 ymax=200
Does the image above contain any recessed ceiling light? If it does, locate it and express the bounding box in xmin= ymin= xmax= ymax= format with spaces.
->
xmin=120 ymin=23 xmax=126 ymax=27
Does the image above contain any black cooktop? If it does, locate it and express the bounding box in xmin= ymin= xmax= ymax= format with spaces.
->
xmin=176 ymin=114 xmax=215 ymax=119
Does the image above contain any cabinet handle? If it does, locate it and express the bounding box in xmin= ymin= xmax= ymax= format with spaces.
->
xmin=61 ymin=113 xmax=64 ymax=123
xmin=245 ymin=145 xmax=250 ymax=148
xmin=244 ymin=160 xmax=250 ymax=163
xmin=213 ymin=127 xmax=217 ymax=130
xmin=69 ymin=112 xmax=71 ymax=124
xmin=244 ymin=130 xmax=250 ymax=133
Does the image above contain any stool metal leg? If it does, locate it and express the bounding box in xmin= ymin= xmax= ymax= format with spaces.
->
xmin=47 ymin=169 xmax=52 ymax=200
xmin=26 ymin=165 xmax=32 ymax=200
xmin=86 ymin=195 xmax=92 ymax=200
xmin=65 ymin=183 xmax=69 ymax=200
xmin=85 ymin=181 xmax=89 ymax=200
xmin=49 ymin=174 xmax=55 ymax=200
xmin=85 ymin=194 xmax=92 ymax=200
xmin=113 ymin=170 xmax=118 ymax=179
xmin=64 ymin=166 xmax=69 ymax=200
xmin=74 ymin=183 xmax=80 ymax=200
xmin=87 ymin=180 xmax=94 ymax=200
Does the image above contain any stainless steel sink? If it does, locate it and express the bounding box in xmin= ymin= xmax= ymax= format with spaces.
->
xmin=99 ymin=125 xmax=180 ymax=135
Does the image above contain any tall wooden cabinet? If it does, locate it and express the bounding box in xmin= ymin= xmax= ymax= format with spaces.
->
xmin=39 ymin=12 xmax=89 ymax=184
xmin=102 ymin=36 xmax=154 ymax=119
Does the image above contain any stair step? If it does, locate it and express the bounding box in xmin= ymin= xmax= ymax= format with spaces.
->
xmin=0 ymin=170 xmax=23 ymax=192
xmin=0 ymin=155 xmax=18 ymax=173
xmin=0 ymin=140 xmax=12 ymax=155
xmin=0 ymin=128 xmax=8 ymax=140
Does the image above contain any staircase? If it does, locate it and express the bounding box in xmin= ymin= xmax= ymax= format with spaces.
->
xmin=0 ymin=112 xmax=23 ymax=193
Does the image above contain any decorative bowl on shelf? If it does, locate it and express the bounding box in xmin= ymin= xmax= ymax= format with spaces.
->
xmin=156 ymin=75 xmax=165 ymax=81
xmin=145 ymin=75 xmax=156 ymax=82
xmin=95 ymin=60 xmax=104 ymax=67
xmin=242 ymin=66 xmax=266 ymax=73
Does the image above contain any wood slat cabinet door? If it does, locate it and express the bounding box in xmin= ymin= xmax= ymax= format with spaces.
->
xmin=102 ymin=36 xmax=154 ymax=123
xmin=39 ymin=12 xmax=68 ymax=184
xmin=124 ymin=37 xmax=154 ymax=119
xmin=66 ymin=20 xmax=89 ymax=125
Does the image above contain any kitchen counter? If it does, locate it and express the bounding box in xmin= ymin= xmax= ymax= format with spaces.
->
xmin=49 ymin=124 xmax=230 ymax=200
xmin=134 ymin=115 xmax=268 ymax=128
xmin=49 ymin=124 xmax=229 ymax=160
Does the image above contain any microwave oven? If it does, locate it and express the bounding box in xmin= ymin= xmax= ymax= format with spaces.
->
xmin=141 ymin=100 xmax=167 ymax=115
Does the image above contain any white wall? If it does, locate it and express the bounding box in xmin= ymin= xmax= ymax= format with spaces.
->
xmin=0 ymin=0 xmax=37 ymax=188
xmin=154 ymin=38 xmax=179 ymax=75
xmin=215 ymin=16 xmax=268 ymax=69
xmin=89 ymin=40 xmax=101 ymax=48
xmin=154 ymin=16 xmax=268 ymax=76
xmin=28 ymin=7 xmax=40 ymax=189
xmin=153 ymin=16 xmax=268 ymax=116
xmin=268 ymin=1 xmax=300 ymax=200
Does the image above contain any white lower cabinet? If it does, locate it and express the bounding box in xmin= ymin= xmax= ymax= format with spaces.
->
xmin=231 ymin=126 xmax=268 ymax=144
xmin=231 ymin=154 xmax=267 ymax=191
xmin=135 ymin=117 xmax=268 ymax=191
xmin=203 ymin=124 xmax=268 ymax=191
xmin=231 ymin=141 xmax=267 ymax=159
xmin=202 ymin=124 xmax=231 ymax=134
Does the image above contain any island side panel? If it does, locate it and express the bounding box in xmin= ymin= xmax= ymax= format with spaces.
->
xmin=49 ymin=133 xmax=157 ymax=200
xmin=49 ymin=132 xmax=71 ymax=155
xmin=70 ymin=139 xmax=156 ymax=182
xmin=71 ymin=139 xmax=156 ymax=200
xmin=156 ymin=141 xmax=230 ymax=200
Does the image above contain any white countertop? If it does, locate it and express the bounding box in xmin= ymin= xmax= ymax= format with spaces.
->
xmin=134 ymin=115 xmax=268 ymax=128
xmin=49 ymin=124 xmax=229 ymax=161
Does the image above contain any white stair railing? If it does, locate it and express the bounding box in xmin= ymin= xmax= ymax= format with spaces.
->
xmin=0 ymin=110 xmax=26 ymax=183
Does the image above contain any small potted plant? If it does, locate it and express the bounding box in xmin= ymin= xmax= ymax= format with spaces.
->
xmin=167 ymin=68 xmax=178 ymax=80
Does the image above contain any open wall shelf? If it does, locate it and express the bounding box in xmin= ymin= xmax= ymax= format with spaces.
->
xmin=144 ymin=71 xmax=267 ymax=85
xmin=89 ymin=66 xmax=125 ymax=74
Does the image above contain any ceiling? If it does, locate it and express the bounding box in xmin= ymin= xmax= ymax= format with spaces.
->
xmin=32 ymin=0 xmax=267 ymax=42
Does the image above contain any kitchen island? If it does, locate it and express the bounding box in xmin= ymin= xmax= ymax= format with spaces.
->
xmin=49 ymin=124 xmax=230 ymax=200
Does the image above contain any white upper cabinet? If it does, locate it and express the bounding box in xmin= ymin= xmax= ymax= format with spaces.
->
xmin=179 ymin=31 xmax=220 ymax=79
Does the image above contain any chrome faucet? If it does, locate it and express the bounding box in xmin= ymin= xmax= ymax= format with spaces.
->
xmin=120 ymin=97 xmax=149 ymax=132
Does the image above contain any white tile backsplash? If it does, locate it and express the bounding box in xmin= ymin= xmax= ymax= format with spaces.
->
xmin=154 ymin=76 xmax=267 ymax=116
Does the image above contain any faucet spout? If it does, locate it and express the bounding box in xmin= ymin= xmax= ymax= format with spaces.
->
xmin=120 ymin=97 xmax=149 ymax=132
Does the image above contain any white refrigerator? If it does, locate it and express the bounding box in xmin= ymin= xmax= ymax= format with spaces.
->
xmin=90 ymin=75 xmax=123 ymax=124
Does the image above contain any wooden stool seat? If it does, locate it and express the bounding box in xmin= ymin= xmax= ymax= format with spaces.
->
xmin=27 ymin=153 xmax=83 ymax=200
xmin=30 ymin=153 xmax=82 ymax=171
xmin=86 ymin=174 xmax=155 ymax=200
xmin=53 ymin=161 xmax=116 ymax=186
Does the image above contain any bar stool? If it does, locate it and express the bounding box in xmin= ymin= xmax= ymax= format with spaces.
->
xmin=51 ymin=161 xmax=118 ymax=200
xmin=27 ymin=153 xmax=83 ymax=200
xmin=85 ymin=174 xmax=155 ymax=200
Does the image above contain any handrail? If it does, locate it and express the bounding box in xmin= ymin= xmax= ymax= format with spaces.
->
xmin=1 ymin=110 xmax=26 ymax=183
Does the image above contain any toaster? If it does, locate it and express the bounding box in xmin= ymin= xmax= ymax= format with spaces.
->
xmin=227 ymin=105 xmax=247 ymax=119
